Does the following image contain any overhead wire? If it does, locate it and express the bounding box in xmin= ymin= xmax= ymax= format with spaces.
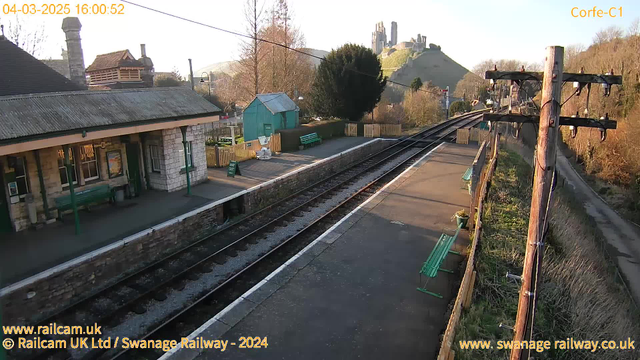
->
xmin=120 ymin=0 xmax=447 ymax=97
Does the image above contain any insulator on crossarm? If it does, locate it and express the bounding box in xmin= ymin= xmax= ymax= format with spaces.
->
xmin=570 ymin=112 xmax=578 ymax=138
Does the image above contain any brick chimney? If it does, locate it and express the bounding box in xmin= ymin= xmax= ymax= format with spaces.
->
xmin=138 ymin=44 xmax=155 ymax=87
xmin=61 ymin=17 xmax=86 ymax=88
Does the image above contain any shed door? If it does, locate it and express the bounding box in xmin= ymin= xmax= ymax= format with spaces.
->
xmin=263 ymin=124 xmax=273 ymax=137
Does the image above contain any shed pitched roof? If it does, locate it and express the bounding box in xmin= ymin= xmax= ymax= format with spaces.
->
xmin=86 ymin=50 xmax=144 ymax=72
xmin=253 ymin=93 xmax=297 ymax=114
xmin=0 ymin=88 xmax=221 ymax=144
xmin=0 ymin=36 xmax=81 ymax=96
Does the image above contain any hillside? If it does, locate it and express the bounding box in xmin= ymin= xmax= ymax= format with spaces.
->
xmin=301 ymin=48 xmax=329 ymax=67
xmin=385 ymin=49 xmax=470 ymax=93
xmin=560 ymin=34 xmax=640 ymax=222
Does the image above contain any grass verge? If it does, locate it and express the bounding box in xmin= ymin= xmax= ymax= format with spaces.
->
xmin=454 ymin=149 xmax=640 ymax=360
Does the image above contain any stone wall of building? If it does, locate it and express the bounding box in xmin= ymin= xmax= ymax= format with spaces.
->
xmin=0 ymin=139 xmax=392 ymax=325
xmin=162 ymin=125 xmax=207 ymax=192
xmin=143 ymin=130 xmax=168 ymax=191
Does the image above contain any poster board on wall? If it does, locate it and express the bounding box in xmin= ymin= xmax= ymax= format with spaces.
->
xmin=107 ymin=150 xmax=123 ymax=178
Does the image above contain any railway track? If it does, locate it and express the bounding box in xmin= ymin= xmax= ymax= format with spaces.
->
xmin=9 ymin=111 xmax=483 ymax=360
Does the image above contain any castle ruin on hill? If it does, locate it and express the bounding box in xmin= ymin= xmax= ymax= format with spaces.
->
xmin=371 ymin=21 xmax=438 ymax=56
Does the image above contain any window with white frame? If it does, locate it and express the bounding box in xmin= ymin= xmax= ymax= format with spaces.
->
xmin=58 ymin=148 xmax=77 ymax=186
xmin=80 ymin=144 xmax=99 ymax=181
xmin=13 ymin=156 xmax=29 ymax=196
xmin=178 ymin=142 xmax=193 ymax=169
xmin=149 ymin=145 xmax=162 ymax=172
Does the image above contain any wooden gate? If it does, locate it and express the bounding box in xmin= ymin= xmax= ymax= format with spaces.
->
xmin=345 ymin=123 xmax=358 ymax=137
xmin=380 ymin=124 xmax=401 ymax=136
xmin=364 ymin=124 xmax=381 ymax=138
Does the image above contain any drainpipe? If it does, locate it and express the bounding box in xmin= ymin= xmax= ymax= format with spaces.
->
xmin=34 ymin=150 xmax=51 ymax=220
xmin=64 ymin=145 xmax=80 ymax=234
xmin=180 ymin=126 xmax=191 ymax=195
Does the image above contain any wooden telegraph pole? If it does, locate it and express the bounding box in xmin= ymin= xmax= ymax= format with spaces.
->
xmin=484 ymin=50 xmax=621 ymax=360
xmin=510 ymin=46 xmax=563 ymax=360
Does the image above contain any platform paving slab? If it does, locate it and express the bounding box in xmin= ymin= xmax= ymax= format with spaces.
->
xmin=0 ymin=137 xmax=374 ymax=287
xmin=188 ymin=143 xmax=479 ymax=360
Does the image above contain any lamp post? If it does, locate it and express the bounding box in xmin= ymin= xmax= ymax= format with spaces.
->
xmin=199 ymin=72 xmax=211 ymax=102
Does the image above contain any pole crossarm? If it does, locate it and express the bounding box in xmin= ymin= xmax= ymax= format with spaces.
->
xmin=483 ymin=113 xmax=617 ymax=129
xmin=485 ymin=71 xmax=622 ymax=85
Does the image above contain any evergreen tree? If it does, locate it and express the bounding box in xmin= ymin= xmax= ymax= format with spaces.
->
xmin=310 ymin=44 xmax=386 ymax=121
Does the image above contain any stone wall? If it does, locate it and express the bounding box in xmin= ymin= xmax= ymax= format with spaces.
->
xmin=0 ymin=139 xmax=392 ymax=325
xmin=144 ymin=130 xmax=168 ymax=190
xmin=162 ymin=125 xmax=207 ymax=192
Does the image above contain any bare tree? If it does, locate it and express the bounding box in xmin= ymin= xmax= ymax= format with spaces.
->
xmin=628 ymin=18 xmax=640 ymax=37
xmin=0 ymin=16 xmax=47 ymax=57
xmin=593 ymin=26 xmax=623 ymax=45
xmin=237 ymin=0 xmax=265 ymax=97
xmin=564 ymin=44 xmax=585 ymax=69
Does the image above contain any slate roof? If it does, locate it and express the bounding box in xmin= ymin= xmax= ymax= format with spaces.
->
xmin=86 ymin=50 xmax=144 ymax=72
xmin=253 ymin=93 xmax=298 ymax=114
xmin=0 ymin=36 xmax=81 ymax=96
xmin=0 ymin=88 xmax=221 ymax=144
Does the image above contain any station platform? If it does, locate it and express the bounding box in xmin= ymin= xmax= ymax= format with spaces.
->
xmin=178 ymin=143 xmax=478 ymax=360
xmin=0 ymin=137 xmax=373 ymax=288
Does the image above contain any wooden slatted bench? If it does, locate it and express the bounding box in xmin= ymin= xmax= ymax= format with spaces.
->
xmin=461 ymin=167 xmax=472 ymax=194
xmin=300 ymin=133 xmax=322 ymax=148
xmin=417 ymin=224 xmax=463 ymax=298
xmin=54 ymin=184 xmax=114 ymax=220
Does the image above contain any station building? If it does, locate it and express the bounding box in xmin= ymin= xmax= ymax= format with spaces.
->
xmin=0 ymin=33 xmax=221 ymax=233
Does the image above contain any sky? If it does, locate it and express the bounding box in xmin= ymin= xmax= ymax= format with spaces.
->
xmin=3 ymin=0 xmax=638 ymax=76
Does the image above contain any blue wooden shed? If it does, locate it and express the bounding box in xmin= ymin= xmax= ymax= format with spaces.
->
xmin=243 ymin=93 xmax=299 ymax=141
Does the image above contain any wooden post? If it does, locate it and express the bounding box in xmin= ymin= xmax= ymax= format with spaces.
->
xmin=180 ymin=126 xmax=192 ymax=195
xmin=511 ymin=46 xmax=563 ymax=360
xmin=188 ymin=58 xmax=194 ymax=91
xmin=464 ymin=270 xmax=476 ymax=309
xmin=64 ymin=145 xmax=80 ymax=235
xmin=448 ymin=349 xmax=455 ymax=360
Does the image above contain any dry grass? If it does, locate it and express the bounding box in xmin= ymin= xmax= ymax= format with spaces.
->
xmin=455 ymin=149 xmax=640 ymax=360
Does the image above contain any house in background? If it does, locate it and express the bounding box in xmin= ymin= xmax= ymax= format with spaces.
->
xmin=86 ymin=49 xmax=151 ymax=89
xmin=243 ymin=93 xmax=299 ymax=141
xmin=0 ymin=24 xmax=221 ymax=233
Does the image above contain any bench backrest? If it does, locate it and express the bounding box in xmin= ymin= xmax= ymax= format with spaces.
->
xmin=300 ymin=133 xmax=319 ymax=141
xmin=462 ymin=167 xmax=473 ymax=181
xmin=55 ymin=185 xmax=111 ymax=207
xmin=420 ymin=225 xmax=462 ymax=277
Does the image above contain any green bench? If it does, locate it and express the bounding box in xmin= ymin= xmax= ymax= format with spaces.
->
xmin=461 ymin=167 xmax=472 ymax=194
xmin=54 ymin=184 xmax=114 ymax=219
xmin=417 ymin=224 xmax=463 ymax=298
xmin=300 ymin=133 xmax=322 ymax=148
